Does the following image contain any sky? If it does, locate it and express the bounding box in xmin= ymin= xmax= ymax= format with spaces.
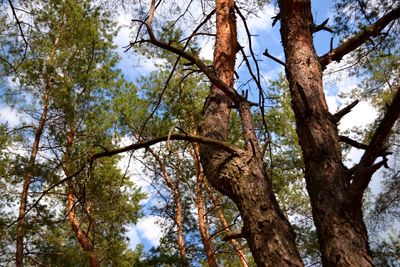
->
xmin=0 ymin=0 xmax=385 ymax=252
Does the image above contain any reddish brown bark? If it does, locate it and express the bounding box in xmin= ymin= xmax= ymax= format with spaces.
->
xmin=278 ymin=1 xmax=399 ymax=266
xmin=204 ymin=181 xmax=249 ymax=267
xmin=15 ymin=84 xmax=50 ymax=267
xmin=148 ymin=148 xmax=188 ymax=264
xmin=15 ymin=31 xmax=62 ymax=266
xmin=192 ymin=143 xmax=218 ymax=267
xmin=64 ymin=123 xmax=100 ymax=267
xmin=198 ymin=0 xmax=303 ymax=266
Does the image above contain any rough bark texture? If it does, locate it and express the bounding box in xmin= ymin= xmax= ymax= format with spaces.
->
xmin=198 ymin=0 xmax=303 ymax=265
xmin=279 ymin=1 xmax=376 ymax=266
xmin=65 ymin=124 xmax=100 ymax=267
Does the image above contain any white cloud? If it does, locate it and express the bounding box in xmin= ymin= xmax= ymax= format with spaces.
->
xmin=127 ymin=216 xmax=163 ymax=249
xmin=326 ymin=95 xmax=338 ymax=112
xmin=0 ymin=106 xmax=20 ymax=127
xmin=338 ymin=101 xmax=377 ymax=132
xmin=245 ymin=5 xmax=276 ymax=34
xmin=199 ymin=38 xmax=214 ymax=60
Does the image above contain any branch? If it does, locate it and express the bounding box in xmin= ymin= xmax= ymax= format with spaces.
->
xmin=128 ymin=15 xmax=243 ymax=105
xmin=272 ymin=13 xmax=281 ymax=27
xmin=7 ymin=133 xmax=242 ymax=228
xmin=92 ymin=133 xmax=243 ymax=160
xmin=8 ymin=0 xmax=30 ymax=48
xmin=333 ymin=100 xmax=359 ymax=122
xmin=222 ymin=230 xmax=245 ymax=241
xmin=312 ymin=18 xmax=333 ymax=33
xmin=319 ymin=5 xmax=400 ymax=67
xmin=263 ymin=49 xmax=286 ymax=67
xmin=349 ymin=87 xmax=400 ymax=202
xmin=339 ymin=135 xmax=368 ymax=149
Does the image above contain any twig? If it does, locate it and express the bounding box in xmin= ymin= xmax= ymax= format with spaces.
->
xmin=263 ymin=49 xmax=286 ymax=67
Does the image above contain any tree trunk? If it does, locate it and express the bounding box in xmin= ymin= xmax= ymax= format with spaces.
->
xmin=193 ymin=143 xmax=218 ymax=267
xmin=279 ymin=1 xmax=374 ymax=266
xmin=15 ymin=30 xmax=63 ymax=264
xmin=15 ymin=84 xmax=50 ymax=267
xmin=198 ymin=0 xmax=303 ymax=265
xmin=64 ymin=123 xmax=100 ymax=267
xmin=204 ymin=181 xmax=249 ymax=267
xmin=147 ymin=148 xmax=188 ymax=264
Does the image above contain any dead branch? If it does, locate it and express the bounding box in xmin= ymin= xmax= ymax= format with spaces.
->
xmin=263 ymin=49 xmax=286 ymax=67
xmin=339 ymin=135 xmax=368 ymax=149
xmin=333 ymin=100 xmax=359 ymax=122
xmin=222 ymin=230 xmax=245 ymax=241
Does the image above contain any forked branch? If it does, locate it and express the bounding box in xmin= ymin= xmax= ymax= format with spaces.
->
xmin=349 ymin=87 xmax=400 ymax=202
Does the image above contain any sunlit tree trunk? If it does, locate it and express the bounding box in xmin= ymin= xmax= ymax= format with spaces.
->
xmin=204 ymin=181 xmax=249 ymax=267
xmin=64 ymin=122 xmax=100 ymax=267
xmin=192 ymin=142 xmax=218 ymax=267
xmin=15 ymin=83 xmax=50 ymax=267
xmin=150 ymin=150 xmax=188 ymax=264
xmin=15 ymin=33 xmax=61 ymax=266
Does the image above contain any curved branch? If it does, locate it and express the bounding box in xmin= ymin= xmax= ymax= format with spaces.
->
xmin=92 ymin=133 xmax=243 ymax=160
xmin=319 ymin=5 xmax=400 ymax=67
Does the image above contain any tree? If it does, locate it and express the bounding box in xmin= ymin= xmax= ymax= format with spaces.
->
xmin=125 ymin=0 xmax=399 ymax=265
xmin=0 ymin=0 xmax=145 ymax=265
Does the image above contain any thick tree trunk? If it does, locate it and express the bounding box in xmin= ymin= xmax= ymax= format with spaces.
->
xmin=65 ymin=124 xmax=100 ymax=267
xmin=199 ymin=0 xmax=303 ymax=265
xmin=279 ymin=1 xmax=374 ymax=266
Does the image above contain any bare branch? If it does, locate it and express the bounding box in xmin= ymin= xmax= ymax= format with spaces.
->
xmin=333 ymin=100 xmax=359 ymax=122
xmin=312 ymin=18 xmax=333 ymax=33
xmin=272 ymin=13 xmax=281 ymax=27
xmin=8 ymin=0 xmax=30 ymax=48
xmin=7 ymin=132 xmax=243 ymax=228
xmin=339 ymin=135 xmax=368 ymax=150
xmin=263 ymin=49 xmax=286 ymax=67
xmin=319 ymin=5 xmax=400 ymax=67
xmin=92 ymin=133 xmax=243 ymax=160
xmin=222 ymin=230 xmax=245 ymax=241
xmin=128 ymin=19 xmax=243 ymax=104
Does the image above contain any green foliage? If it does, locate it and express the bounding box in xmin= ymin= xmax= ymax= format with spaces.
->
xmin=0 ymin=0 xmax=145 ymax=265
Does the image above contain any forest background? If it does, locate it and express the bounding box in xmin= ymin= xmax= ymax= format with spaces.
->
xmin=0 ymin=0 xmax=399 ymax=266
